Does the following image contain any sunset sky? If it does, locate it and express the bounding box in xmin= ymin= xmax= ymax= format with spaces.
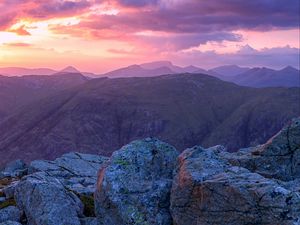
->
xmin=0 ymin=0 xmax=299 ymax=73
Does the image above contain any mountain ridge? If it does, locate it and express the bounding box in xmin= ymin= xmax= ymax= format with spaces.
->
xmin=0 ymin=73 xmax=298 ymax=165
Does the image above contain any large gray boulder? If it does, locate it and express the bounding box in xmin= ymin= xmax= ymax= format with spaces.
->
xmin=95 ymin=138 xmax=179 ymax=225
xmin=14 ymin=172 xmax=83 ymax=225
xmin=0 ymin=206 xmax=21 ymax=223
xmin=170 ymin=146 xmax=300 ymax=225
xmin=29 ymin=152 xmax=109 ymax=195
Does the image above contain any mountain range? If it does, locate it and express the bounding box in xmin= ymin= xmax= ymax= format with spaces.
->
xmin=101 ymin=62 xmax=299 ymax=88
xmin=0 ymin=73 xmax=299 ymax=165
xmin=1 ymin=62 xmax=299 ymax=87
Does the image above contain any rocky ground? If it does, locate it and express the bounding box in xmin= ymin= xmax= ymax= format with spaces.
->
xmin=0 ymin=118 xmax=299 ymax=225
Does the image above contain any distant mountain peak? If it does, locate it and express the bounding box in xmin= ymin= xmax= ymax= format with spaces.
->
xmin=140 ymin=61 xmax=174 ymax=70
xmin=60 ymin=66 xmax=81 ymax=74
xmin=280 ymin=66 xmax=298 ymax=72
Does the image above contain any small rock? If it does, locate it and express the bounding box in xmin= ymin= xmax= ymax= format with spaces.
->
xmin=0 ymin=206 xmax=21 ymax=223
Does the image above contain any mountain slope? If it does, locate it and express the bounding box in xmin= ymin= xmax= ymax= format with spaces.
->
xmin=103 ymin=61 xmax=208 ymax=78
xmin=209 ymin=65 xmax=250 ymax=77
xmin=103 ymin=64 xmax=175 ymax=78
xmin=228 ymin=66 xmax=300 ymax=87
xmin=0 ymin=74 xmax=298 ymax=165
xmin=0 ymin=73 xmax=88 ymax=120
xmin=0 ymin=67 xmax=57 ymax=76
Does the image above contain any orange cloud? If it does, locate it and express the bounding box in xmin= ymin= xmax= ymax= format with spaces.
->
xmin=8 ymin=25 xmax=31 ymax=36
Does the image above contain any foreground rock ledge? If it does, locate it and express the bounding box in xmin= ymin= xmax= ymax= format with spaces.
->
xmin=170 ymin=146 xmax=300 ymax=225
xmin=95 ymin=138 xmax=179 ymax=225
xmin=170 ymin=118 xmax=300 ymax=225
xmin=14 ymin=172 xmax=84 ymax=225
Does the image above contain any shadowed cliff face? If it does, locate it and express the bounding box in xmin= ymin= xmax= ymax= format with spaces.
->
xmin=0 ymin=73 xmax=299 ymax=165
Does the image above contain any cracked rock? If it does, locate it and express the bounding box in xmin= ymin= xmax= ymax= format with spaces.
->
xmin=95 ymin=138 xmax=179 ymax=225
xmin=14 ymin=172 xmax=84 ymax=225
xmin=170 ymin=138 xmax=300 ymax=225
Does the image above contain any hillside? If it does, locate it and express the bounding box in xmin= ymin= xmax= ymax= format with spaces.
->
xmin=0 ymin=73 xmax=299 ymax=165
xmin=228 ymin=66 xmax=300 ymax=87
xmin=104 ymin=64 xmax=174 ymax=78
xmin=0 ymin=73 xmax=88 ymax=120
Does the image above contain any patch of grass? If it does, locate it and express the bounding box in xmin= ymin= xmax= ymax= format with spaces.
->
xmin=115 ymin=158 xmax=130 ymax=166
xmin=80 ymin=195 xmax=95 ymax=217
xmin=0 ymin=198 xmax=16 ymax=209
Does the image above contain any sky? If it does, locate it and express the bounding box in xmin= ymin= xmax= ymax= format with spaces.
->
xmin=0 ymin=0 xmax=299 ymax=73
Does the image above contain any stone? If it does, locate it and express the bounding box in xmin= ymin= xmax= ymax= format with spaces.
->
xmin=28 ymin=152 xmax=109 ymax=195
xmin=3 ymin=160 xmax=27 ymax=178
xmin=80 ymin=217 xmax=98 ymax=225
xmin=14 ymin=172 xmax=83 ymax=225
xmin=0 ymin=221 xmax=22 ymax=225
xmin=95 ymin=138 xmax=179 ymax=225
xmin=223 ymin=118 xmax=300 ymax=181
xmin=0 ymin=206 xmax=21 ymax=223
xmin=3 ymin=181 xmax=19 ymax=199
xmin=170 ymin=146 xmax=300 ymax=225
xmin=0 ymin=198 xmax=5 ymax=204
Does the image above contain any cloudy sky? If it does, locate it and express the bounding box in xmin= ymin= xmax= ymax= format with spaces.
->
xmin=0 ymin=0 xmax=299 ymax=72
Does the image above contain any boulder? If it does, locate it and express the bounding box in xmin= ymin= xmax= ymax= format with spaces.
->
xmin=29 ymin=152 xmax=109 ymax=195
xmin=14 ymin=172 xmax=83 ymax=225
xmin=95 ymin=138 xmax=179 ymax=225
xmin=0 ymin=206 xmax=21 ymax=223
xmin=170 ymin=146 xmax=300 ymax=225
xmin=3 ymin=160 xmax=27 ymax=178
xmin=3 ymin=181 xmax=19 ymax=199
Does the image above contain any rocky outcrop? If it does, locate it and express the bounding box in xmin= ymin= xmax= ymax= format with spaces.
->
xmin=170 ymin=146 xmax=300 ymax=225
xmin=170 ymin=118 xmax=300 ymax=225
xmin=95 ymin=138 xmax=179 ymax=225
xmin=2 ymin=160 xmax=27 ymax=178
xmin=0 ymin=206 xmax=21 ymax=223
xmin=29 ymin=152 xmax=109 ymax=195
xmin=223 ymin=118 xmax=300 ymax=181
xmin=0 ymin=152 xmax=108 ymax=225
xmin=14 ymin=172 xmax=83 ymax=225
xmin=0 ymin=118 xmax=299 ymax=225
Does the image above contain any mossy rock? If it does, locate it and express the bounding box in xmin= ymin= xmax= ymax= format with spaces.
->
xmin=114 ymin=158 xmax=130 ymax=166
xmin=0 ymin=198 xmax=16 ymax=209
xmin=80 ymin=195 xmax=95 ymax=217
